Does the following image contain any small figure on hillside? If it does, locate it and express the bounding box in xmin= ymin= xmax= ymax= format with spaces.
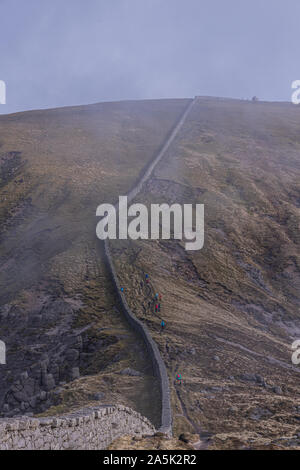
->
xmin=120 ymin=287 xmax=124 ymax=292
xmin=176 ymin=373 xmax=182 ymax=385
xmin=159 ymin=293 xmax=162 ymax=301
xmin=155 ymin=293 xmax=159 ymax=300
xmin=158 ymin=303 xmax=161 ymax=313
xmin=155 ymin=304 xmax=158 ymax=313
xmin=160 ymin=320 xmax=165 ymax=331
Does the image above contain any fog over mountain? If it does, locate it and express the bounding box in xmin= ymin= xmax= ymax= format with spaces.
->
xmin=1 ymin=0 xmax=300 ymax=114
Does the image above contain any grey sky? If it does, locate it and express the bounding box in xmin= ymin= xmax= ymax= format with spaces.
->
xmin=0 ymin=0 xmax=299 ymax=114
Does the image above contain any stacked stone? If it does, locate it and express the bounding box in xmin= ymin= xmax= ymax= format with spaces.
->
xmin=0 ymin=405 xmax=155 ymax=450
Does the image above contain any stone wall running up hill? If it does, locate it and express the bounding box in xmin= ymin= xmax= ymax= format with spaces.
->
xmin=103 ymin=97 xmax=198 ymax=435
xmin=0 ymin=97 xmax=198 ymax=450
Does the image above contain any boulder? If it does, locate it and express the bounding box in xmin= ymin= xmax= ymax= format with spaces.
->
xmin=42 ymin=374 xmax=55 ymax=391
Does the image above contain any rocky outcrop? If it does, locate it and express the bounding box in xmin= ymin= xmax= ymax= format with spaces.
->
xmin=0 ymin=325 xmax=88 ymax=416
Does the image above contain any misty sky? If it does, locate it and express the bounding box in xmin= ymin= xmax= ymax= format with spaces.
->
xmin=0 ymin=0 xmax=299 ymax=114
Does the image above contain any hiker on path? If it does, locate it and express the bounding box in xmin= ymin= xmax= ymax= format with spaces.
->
xmin=158 ymin=303 xmax=161 ymax=313
xmin=160 ymin=320 xmax=165 ymax=332
xmin=176 ymin=373 xmax=182 ymax=385
xmin=155 ymin=304 xmax=158 ymax=313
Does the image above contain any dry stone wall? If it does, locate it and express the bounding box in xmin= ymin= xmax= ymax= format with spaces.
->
xmin=105 ymin=240 xmax=172 ymax=434
xmin=0 ymin=405 xmax=155 ymax=450
xmin=103 ymin=97 xmax=198 ymax=435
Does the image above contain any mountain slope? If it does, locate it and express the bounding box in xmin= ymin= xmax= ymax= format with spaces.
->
xmin=0 ymin=97 xmax=299 ymax=449
xmin=110 ymin=97 xmax=300 ymax=449
xmin=0 ymin=99 xmax=190 ymax=424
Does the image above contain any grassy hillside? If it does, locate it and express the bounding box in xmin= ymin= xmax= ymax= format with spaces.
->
xmin=110 ymin=98 xmax=300 ymax=449
xmin=0 ymin=98 xmax=190 ymax=425
xmin=1 ymin=96 xmax=299 ymax=449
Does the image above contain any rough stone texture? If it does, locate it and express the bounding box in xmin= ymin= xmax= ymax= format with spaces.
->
xmin=0 ymin=405 xmax=155 ymax=450
xmin=0 ymin=309 xmax=90 ymax=417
